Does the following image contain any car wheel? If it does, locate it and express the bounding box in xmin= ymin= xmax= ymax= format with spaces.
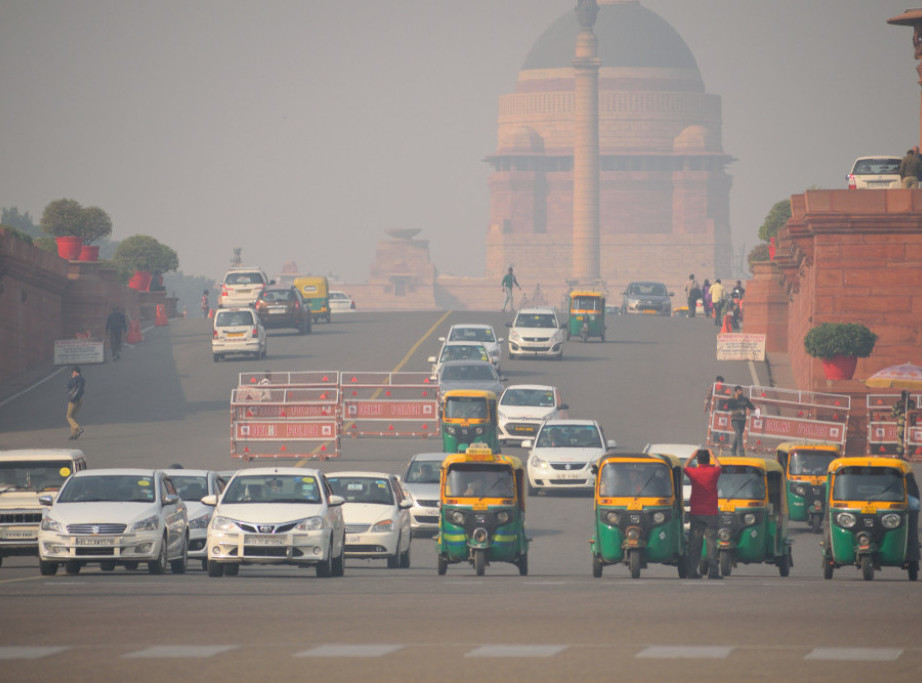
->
xmin=100 ymin=561 xmax=116 ymax=572
xmin=170 ymin=534 xmax=188 ymax=574
xmin=316 ymin=541 xmax=334 ymax=577
xmin=224 ymin=563 xmax=239 ymax=576
xmin=386 ymin=551 xmax=400 ymax=569
xmin=148 ymin=537 xmax=167 ymax=575
xmin=39 ymin=561 xmax=58 ymax=576
xmin=124 ymin=561 xmax=139 ymax=571
xmin=201 ymin=559 xmax=208 ymax=572
xmin=332 ymin=542 xmax=345 ymax=577
xmin=400 ymin=542 xmax=411 ymax=569
xmin=213 ymin=354 xmax=220 ymax=363
xmin=207 ymin=560 xmax=224 ymax=577
xmin=65 ymin=561 xmax=81 ymax=575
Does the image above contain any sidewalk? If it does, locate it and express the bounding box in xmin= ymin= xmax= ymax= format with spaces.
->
xmin=765 ymin=351 xmax=795 ymax=391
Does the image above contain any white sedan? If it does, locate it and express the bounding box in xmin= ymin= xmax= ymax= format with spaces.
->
xmin=167 ymin=469 xmax=226 ymax=570
xmin=203 ymin=467 xmax=345 ymax=577
xmin=497 ymin=384 xmax=569 ymax=446
xmin=326 ymin=471 xmax=412 ymax=568
xmin=524 ymin=419 xmax=616 ymax=494
xmin=440 ymin=324 xmax=503 ymax=370
xmin=329 ymin=290 xmax=355 ymax=312
xmin=37 ymin=468 xmax=189 ymax=575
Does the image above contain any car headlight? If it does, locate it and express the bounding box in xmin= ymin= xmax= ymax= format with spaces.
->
xmin=498 ymin=410 xmax=507 ymax=421
xmin=41 ymin=517 xmax=64 ymax=533
xmin=881 ymin=513 xmax=901 ymax=529
xmin=189 ymin=513 xmax=212 ymax=529
xmin=448 ymin=510 xmax=465 ymax=525
xmin=211 ymin=516 xmax=241 ymax=532
xmin=510 ymin=330 xmax=521 ymax=341
xmin=652 ymin=511 xmax=666 ymax=524
xmin=835 ymin=512 xmax=856 ymax=528
xmin=370 ymin=519 xmax=394 ymax=533
xmin=295 ymin=516 xmax=325 ymax=531
xmin=131 ymin=515 xmax=160 ymax=533
xmin=496 ymin=511 xmax=511 ymax=524
xmin=530 ymin=455 xmax=549 ymax=469
xmin=743 ymin=513 xmax=756 ymax=526
xmin=605 ymin=511 xmax=620 ymax=525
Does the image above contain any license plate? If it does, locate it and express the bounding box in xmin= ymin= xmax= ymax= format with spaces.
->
xmin=556 ymin=472 xmax=583 ymax=480
xmin=247 ymin=534 xmax=285 ymax=545
xmin=347 ymin=534 xmax=362 ymax=544
xmin=226 ymin=332 xmax=245 ymax=338
xmin=75 ymin=537 xmax=116 ymax=546
xmin=513 ymin=426 xmax=535 ymax=433
xmin=269 ymin=307 xmax=286 ymax=314
xmin=2 ymin=529 xmax=37 ymax=540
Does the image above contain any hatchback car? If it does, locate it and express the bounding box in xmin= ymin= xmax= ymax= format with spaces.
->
xmin=428 ymin=341 xmax=491 ymax=377
xmin=506 ymin=308 xmax=566 ymax=359
xmin=254 ymin=285 xmax=312 ymax=335
xmin=37 ymin=468 xmax=189 ymax=575
xmin=204 ymin=467 xmax=345 ymax=577
xmin=846 ymin=155 xmax=901 ymax=190
xmin=212 ymin=307 xmax=267 ymax=361
xmin=497 ymin=385 xmax=569 ymax=446
xmin=329 ymin=290 xmax=356 ymax=312
xmin=440 ymin=324 xmax=503 ymax=369
xmin=218 ymin=267 xmax=272 ymax=308
xmin=436 ymin=359 xmax=505 ymax=396
xmin=326 ymin=472 xmax=412 ymax=567
xmin=621 ymin=281 xmax=673 ymax=316
xmin=402 ymin=452 xmax=449 ymax=536
xmin=167 ymin=469 xmax=226 ymax=570
xmin=523 ymin=419 xmax=616 ymax=494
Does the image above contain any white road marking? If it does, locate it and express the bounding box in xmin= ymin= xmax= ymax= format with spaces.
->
xmin=637 ymin=646 xmax=733 ymax=659
xmin=805 ymin=648 xmax=902 ymax=662
xmin=466 ymin=645 xmax=568 ymax=658
xmin=122 ymin=645 xmax=236 ymax=658
xmin=0 ymin=646 xmax=68 ymax=659
xmin=296 ymin=644 xmax=403 ymax=658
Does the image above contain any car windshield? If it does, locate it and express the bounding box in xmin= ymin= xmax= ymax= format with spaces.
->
xmin=515 ymin=314 xmax=557 ymax=328
xmin=536 ymin=425 xmax=601 ymax=448
xmin=789 ymin=450 xmax=837 ymax=476
xmin=169 ymin=475 xmax=209 ymax=501
xmin=445 ymin=464 xmax=514 ymax=498
xmin=441 ymin=364 xmax=496 ymax=381
xmin=833 ymin=467 xmax=905 ymax=502
xmin=225 ymin=272 xmax=265 ymax=285
xmin=0 ymin=461 xmax=77 ymax=493
xmin=444 ymin=396 xmax=488 ymax=419
xmin=259 ymin=290 xmax=293 ymax=303
xmin=405 ymin=461 xmax=442 ymax=484
xmin=58 ymin=475 xmax=156 ymax=503
xmin=440 ymin=345 xmax=488 ymax=362
xmin=222 ymin=475 xmax=321 ymax=504
xmin=852 ymin=158 xmax=900 ymax=175
xmin=629 ymin=283 xmax=667 ymax=296
xmin=599 ymin=462 xmax=673 ymax=497
xmin=215 ymin=310 xmax=255 ymax=326
xmin=501 ymin=388 xmax=555 ymax=407
xmin=717 ymin=466 xmax=766 ymax=500
xmin=327 ymin=476 xmax=394 ymax=505
xmin=448 ymin=327 xmax=495 ymax=343
xmin=572 ymin=296 xmax=602 ymax=310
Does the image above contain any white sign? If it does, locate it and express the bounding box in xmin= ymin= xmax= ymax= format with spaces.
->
xmin=54 ymin=339 xmax=105 ymax=365
xmin=716 ymin=333 xmax=766 ymax=361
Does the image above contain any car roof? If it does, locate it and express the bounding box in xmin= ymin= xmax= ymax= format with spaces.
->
xmin=327 ymin=471 xmax=395 ymax=479
xmin=627 ymin=280 xmax=667 ymax=286
xmin=215 ymin=306 xmax=256 ymax=313
xmin=541 ymin=419 xmax=599 ymax=427
xmin=229 ymin=467 xmax=322 ymax=477
xmin=440 ymin=359 xmax=495 ymax=367
xmin=408 ymin=452 xmax=451 ymax=462
xmin=449 ymin=323 xmax=493 ymax=330
xmin=164 ymin=469 xmax=215 ymax=477
xmin=73 ymin=468 xmax=158 ymax=477
xmin=502 ymin=384 xmax=556 ymax=393
xmin=0 ymin=449 xmax=85 ymax=461
xmin=852 ymin=155 xmax=900 ymax=161
xmin=516 ymin=307 xmax=556 ymax=315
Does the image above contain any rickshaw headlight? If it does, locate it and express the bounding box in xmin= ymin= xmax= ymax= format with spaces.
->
xmin=496 ymin=511 xmax=511 ymax=524
xmin=792 ymin=485 xmax=806 ymax=496
xmin=652 ymin=512 xmax=666 ymax=524
xmin=881 ymin=513 xmax=901 ymax=529
xmin=448 ymin=510 xmax=465 ymax=525
xmin=626 ymin=527 xmax=641 ymax=540
xmin=718 ymin=528 xmax=732 ymax=542
xmin=605 ymin=511 xmax=620 ymax=525
xmin=445 ymin=425 xmax=457 ymax=435
xmin=474 ymin=427 xmax=483 ymax=435
xmin=835 ymin=512 xmax=857 ymax=528
xmin=743 ymin=513 xmax=756 ymax=526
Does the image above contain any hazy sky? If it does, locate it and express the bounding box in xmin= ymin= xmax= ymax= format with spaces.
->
xmin=1 ymin=1 xmax=917 ymax=283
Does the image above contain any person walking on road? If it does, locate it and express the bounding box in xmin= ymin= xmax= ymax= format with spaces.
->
xmin=709 ymin=279 xmax=727 ymax=326
xmin=105 ymin=306 xmax=128 ymax=360
xmin=726 ymin=385 xmax=756 ymax=456
xmin=501 ymin=266 xmax=521 ymax=313
xmin=685 ymin=448 xmax=723 ymax=579
xmin=201 ymin=290 xmax=210 ymax=319
xmin=66 ymin=366 xmax=86 ymax=440
xmin=684 ymin=274 xmax=701 ymax=318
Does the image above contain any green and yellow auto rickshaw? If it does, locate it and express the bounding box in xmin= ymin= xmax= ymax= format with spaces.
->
xmin=590 ymin=452 xmax=686 ymax=579
xmin=822 ymin=456 xmax=919 ymax=581
xmin=775 ymin=442 xmax=841 ymax=533
xmin=566 ymin=290 xmax=605 ymax=342
xmin=294 ymin=275 xmax=331 ymax=323
xmin=440 ymin=389 xmax=500 ymax=453
xmin=705 ymin=456 xmax=792 ymax=577
xmin=437 ymin=447 xmax=528 ymax=576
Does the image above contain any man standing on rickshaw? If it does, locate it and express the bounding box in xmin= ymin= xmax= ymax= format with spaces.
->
xmin=685 ymin=449 xmax=723 ymax=579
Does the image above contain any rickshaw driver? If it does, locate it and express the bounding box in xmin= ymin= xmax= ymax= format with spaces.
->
xmin=685 ymin=449 xmax=723 ymax=579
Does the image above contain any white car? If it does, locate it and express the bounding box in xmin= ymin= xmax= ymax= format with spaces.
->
xmin=203 ymin=467 xmax=345 ymax=577
xmin=524 ymin=419 xmax=616 ymax=494
xmin=329 ymin=290 xmax=356 ymax=312
xmin=167 ymin=469 xmax=226 ymax=570
xmin=37 ymin=468 xmax=189 ymax=576
xmin=846 ymin=155 xmax=901 ymax=190
xmin=428 ymin=341 xmax=491 ymax=377
xmin=440 ymin=324 xmax=503 ymax=370
xmin=212 ymin=307 xmax=267 ymax=361
xmin=327 ymin=471 xmax=412 ymax=568
xmin=218 ymin=266 xmax=271 ymax=308
xmin=402 ymin=453 xmax=449 ymax=536
xmin=498 ymin=385 xmax=569 ymax=446
xmin=506 ymin=308 xmax=566 ymax=359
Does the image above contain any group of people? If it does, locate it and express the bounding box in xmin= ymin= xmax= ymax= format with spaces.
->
xmin=900 ymin=146 xmax=922 ymax=188
xmin=684 ymin=274 xmax=745 ymax=327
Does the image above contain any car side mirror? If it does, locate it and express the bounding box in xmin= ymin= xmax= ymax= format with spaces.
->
xmin=505 ymin=322 xmax=513 ymax=328
xmin=39 ymin=494 xmax=54 ymax=506
xmin=606 ymin=440 xmax=618 ymax=449
xmin=590 ymin=463 xmax=599 ymax=476
xmin=270 ymin=279 xmax=276 ymax=285
xmin=669 ymin=292 xmax=675 ymax=297
xmin=438 ymin=337 xmax=446 ymax=343
xmin=521 ymin=439 xmax=533 ymax=449
xmin=398 ymin=499 xmax=413 ymax=509
xmin=163 ymin=494 xmax=180 ymax=506
xmin=559 ymin=403 xmax=569 ymax=411
xmin=497 ymin=338 xmax=505 ymax=343
xmin=201 ymin=494 xmax=218 ymax=506
xmin=329 ymin=495 xmax=345 ymax=506
xmin=427 ymin=356 xmax=436 ymax=363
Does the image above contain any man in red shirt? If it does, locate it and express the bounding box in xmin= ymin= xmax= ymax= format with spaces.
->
xmin=685 ymin=448 xmax=723 ymax=579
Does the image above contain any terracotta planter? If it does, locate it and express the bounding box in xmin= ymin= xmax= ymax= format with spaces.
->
xmin=55 ymin=236 xmax=83 ymax=260
xmin=128 ymin=270 xmax=153 ymax=291
xmin=821 ymin=355 xmax=858 ymax=381
xmin=78 ymin=245 xmax=99 ymax=261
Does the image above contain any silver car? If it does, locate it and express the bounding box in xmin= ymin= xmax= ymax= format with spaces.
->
xmin=436 ymin=360 xmax=505 ymax=396
xmin=621 ymin=281 xmax=674 ymax=316
xmin=402 ymin=453 xmax=449 ymax=536
xmin=167 ymin=469 xmax=226 ymax=570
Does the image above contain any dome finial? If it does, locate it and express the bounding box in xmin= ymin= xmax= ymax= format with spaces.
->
xmin=575 ymin=0 xmax=599 ymax=30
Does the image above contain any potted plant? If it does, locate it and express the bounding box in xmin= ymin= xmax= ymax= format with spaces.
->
xmin=803 ymin=322 xmax=877 ymax=380
xmin=114 ymin=235 xmax=179 ymax=291
xmin=40 ymin=198 xmax=84 ymax=260
xmin=76 ymin=206 xmax=112 ymax=261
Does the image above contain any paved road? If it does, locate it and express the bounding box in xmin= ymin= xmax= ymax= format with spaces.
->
xmin=1 ymin=312 xmax=920 ymax=681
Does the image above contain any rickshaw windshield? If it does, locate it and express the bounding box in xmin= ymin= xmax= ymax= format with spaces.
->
xmin=718 ymin=465 xmax=766 ymax=500
xmin=833 ymin=467 xmax=906 ymax=502
xmin=445 ymin=464 xmax=514 ymax=498
xmin=789 ymin=451 xmax=837 ymax=476
xmin=599 ymin=462 xmax=673 ymax=498
xmin=444 ymin=397 xmax=488 ymax=419
xmin=572 ymin=296 xmax=601 ymax=311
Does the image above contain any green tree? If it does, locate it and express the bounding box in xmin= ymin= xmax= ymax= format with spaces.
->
xmin=1 ymin=207 xmax=38 ymax=237
xmin=758 ymin=199 xmax=791 ymax=242
xmin=40 ymin=198 xmax=84 ymax=238
xmin=79 ymin=206 xmax=113 ymax=245
xmin=114 ymin=235 xmax=179 ymax=274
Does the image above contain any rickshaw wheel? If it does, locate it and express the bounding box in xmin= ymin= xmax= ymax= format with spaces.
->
xmin=517 ymin=554 xmax=528 ymax=576
xmin=908 ymin=561 xmax=918 ymax=582
xmin=860 ymin=555 xmax=874 ymax=581
xmin=437 ymin=556 xmax=447 ymax=576
xmin=809 ymin=515 xmax=823 ymax=534
xmin=629 ymin=549 xmax=641 ymax=579
xmin=474 ymin=549 xmax=486 ymax=576
xmin=600 ymin=331 xmax=605 ymax=342
xmin=719 ymin=550 xmax=731 ymax=577
xmin=778 ymin=549 xmax=791 ymax=577
xmin=592 ymin=555 xmax=603 ymax=578
xmin=823 ymin=562 xmax=834 ymax=580
xmin=676 ymin=559 xmax=688 ymax=579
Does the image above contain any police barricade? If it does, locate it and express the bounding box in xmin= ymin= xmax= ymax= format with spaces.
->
xmin=238 ymin=371 xmax=340 ymax=388
xmin=867 ymin=393 xmax=922 ymax=458
xmin=707 ymin=385 xmax=850 ymax=455
xmin=340 ymin=371 xmax=439 ymax=438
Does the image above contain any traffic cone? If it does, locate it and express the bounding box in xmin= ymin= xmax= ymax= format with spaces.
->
xmin=126 ymin=319 xmax=143 ymax=344
xmin=721 ymin=312 xmax=733 ymax=333
xmin=155 ymin=304 xmax=169 ymax=326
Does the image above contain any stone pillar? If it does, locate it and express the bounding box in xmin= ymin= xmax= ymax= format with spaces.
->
xmin=742 ymin=262 xmax=788 ymax=352
xmin=888 ymin=10 xmax=922 ymax=147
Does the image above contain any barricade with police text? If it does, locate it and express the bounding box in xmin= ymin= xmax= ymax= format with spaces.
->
xmin=339 ymin=371 xmax=439 ymax=438
xmin=866 ymin=393 xmax=922 ymax=460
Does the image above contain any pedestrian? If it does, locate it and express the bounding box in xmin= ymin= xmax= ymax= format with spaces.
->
xmin=892 ymin=390 xmax=916 ymax=459
xmin=704 ymin=375 xmax=726 ymax=413
xmin=66 ymin=366 xmax=86 ymax=440
xmin=709 ymin=279 xmax=727 ymax=326
xmin=900 ymin=148 xmax=920 ymax=188
xmin=701 ymin=278 xmax=712 ymax=317
xmin=684 ymin=448 xmax=723 ymax=579
xmin=684 ymin=274 xmax=701 ymax=318
xmin=201 ymin=290 xmax=210 ymax=319
xmin=726 ymin=385 xmax=756 ymax=456
xmin=501 ymin=266 xmax=521 ymax=313
xmin=105 ymin=305 xmax=128 ymax=360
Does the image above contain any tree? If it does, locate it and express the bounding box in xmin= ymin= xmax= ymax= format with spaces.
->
xmin=758 ymin=199 xmax=792 ymax=243
xmin=40 ymin=198 xmax=84 ymax=238
xmin=113 ymin=235 xmax=179 ymax=274
xmin=78 ymin=206 xmax=113 ymax=245
xmin=1 ymin=207 xmax=38 ymax=237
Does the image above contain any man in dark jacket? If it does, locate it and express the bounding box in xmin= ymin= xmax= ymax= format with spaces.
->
xmin=726 ymin=385 xmax=755 ymax=456
xmin=105 ymin=306 xmax=128 ymax=360
xmin=66 ymin=366 xmax=86 ymax=440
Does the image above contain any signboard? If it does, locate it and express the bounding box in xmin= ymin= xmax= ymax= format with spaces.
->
xmin=343 ymin=400 xmax=437 ymax=420
xmin=54 ymin=339 xmax=105 ymax=365
xmin=747 ymin=415 xmax=845 ymax=445
xmin=235 ymin=421 xmax=337 ymax=440
xmin=716 ymin=333 xmax=766 ymax=361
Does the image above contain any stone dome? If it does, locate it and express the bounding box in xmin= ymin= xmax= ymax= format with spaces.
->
xmin=497 ymin=126 xmax=545 ymax=153
xmin=673 ymin=125 xmax=715 ymax=152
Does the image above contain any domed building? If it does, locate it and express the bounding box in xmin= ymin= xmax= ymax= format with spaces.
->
xmin=484 ymin=0 xmax=733 ymax=299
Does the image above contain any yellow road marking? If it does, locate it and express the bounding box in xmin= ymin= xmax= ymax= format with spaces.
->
xmin=0 ymin=575 xmax=43 ymax=585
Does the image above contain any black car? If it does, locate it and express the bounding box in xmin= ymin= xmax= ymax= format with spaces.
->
xmin=254 ymin=286 xmax=312 ymax=334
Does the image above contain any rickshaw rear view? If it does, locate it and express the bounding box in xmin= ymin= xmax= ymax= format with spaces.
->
xmin=567 ymin=290 xmax=605 ymax=342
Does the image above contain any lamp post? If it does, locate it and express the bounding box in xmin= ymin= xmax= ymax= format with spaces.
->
xmin=888 ymin=9 xmax=922 ymax=148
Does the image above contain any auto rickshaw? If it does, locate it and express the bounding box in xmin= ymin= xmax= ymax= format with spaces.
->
xmin=566 ymin=290 xmax=605 ymax=342
xmin=590 ymin=452 xmax=687 ymax=579
xmin=821 ymin=456 xmax=919 ymax=581
xmin=700 ymin=456 xmax=792 ymax=577
xmin=436 ymin=446 xmax=528 ymax=576
xmin=775 ymin=442 xmax=841 ymax=533
xmin=293 ymin=276 xmax=331 ymax=323
xmin=440 ymin=389 xmax=500 ymax=453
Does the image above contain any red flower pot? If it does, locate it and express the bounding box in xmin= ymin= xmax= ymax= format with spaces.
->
xmin=128 ymin=270 xmax=153 ymax=291
xmin=78 ymin=245 xmax=99 ymax=261
xmin=55 ymin=236 xmax=83 ymax=260
xmin=821 ymin=355 xmax=858 ymax=381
